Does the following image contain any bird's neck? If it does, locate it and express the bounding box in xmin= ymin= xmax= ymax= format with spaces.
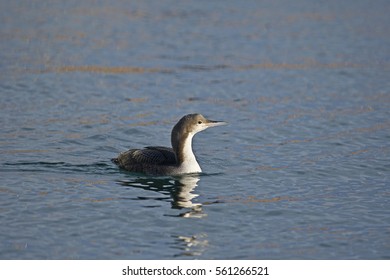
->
xmin=173 ymin=132 xmax=201 ymax=173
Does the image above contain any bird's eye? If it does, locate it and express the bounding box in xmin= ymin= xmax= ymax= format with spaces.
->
xmin=198 ymin=121 xmax=202 ymax=124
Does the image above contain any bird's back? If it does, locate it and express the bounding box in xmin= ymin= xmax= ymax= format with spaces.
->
xmin=112 ymin=146 xmax=177 ymax=174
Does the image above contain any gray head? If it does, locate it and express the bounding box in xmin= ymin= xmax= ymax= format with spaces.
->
xmin=173 ymin=113 xmax=226 ymax=135
xmin=171 ymin=113 xmax=226 ymax=162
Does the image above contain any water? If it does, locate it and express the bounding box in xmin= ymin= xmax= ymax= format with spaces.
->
xmin=1 ymin=0 xmax=389 ymax=259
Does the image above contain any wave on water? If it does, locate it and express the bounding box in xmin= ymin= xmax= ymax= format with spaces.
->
xmin=1 ymin=161 xmax=117 ymax=174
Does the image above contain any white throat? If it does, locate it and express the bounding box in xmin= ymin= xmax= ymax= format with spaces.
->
xmin=179 ymin=132 xmax=202 ymax=173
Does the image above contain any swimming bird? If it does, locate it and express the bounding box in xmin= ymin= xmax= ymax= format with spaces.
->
xmin=112 ymin=113 xmax=226 ymax=175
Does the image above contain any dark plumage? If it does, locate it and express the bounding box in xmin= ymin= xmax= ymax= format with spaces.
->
xmin=112 ymin=146 xmax=176 ymax=168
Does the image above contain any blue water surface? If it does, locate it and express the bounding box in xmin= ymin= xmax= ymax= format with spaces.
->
xmin=1 ymin=0 xmax=389 ymax=259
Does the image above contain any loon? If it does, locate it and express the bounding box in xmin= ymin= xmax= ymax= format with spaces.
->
xmin=112 ymin=113 xmax=226 ymax=175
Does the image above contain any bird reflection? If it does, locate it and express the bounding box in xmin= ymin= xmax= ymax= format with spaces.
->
xmin=174 ymin=233 xmax=209 ymax=257
xmin=116 ymin=174 xmax=206 ymax=218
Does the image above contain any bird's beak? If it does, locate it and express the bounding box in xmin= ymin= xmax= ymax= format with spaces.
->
xmin=205 ymin=119 xmax=228 ymax=127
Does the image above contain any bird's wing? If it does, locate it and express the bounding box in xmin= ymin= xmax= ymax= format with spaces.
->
xmin=113 ymin=146 xmax=176 ymax=167
xmin=144 ymin=146 xmax=177 ymax=163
